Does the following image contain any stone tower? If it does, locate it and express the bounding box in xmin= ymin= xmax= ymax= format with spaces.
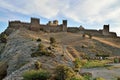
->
xmin=30 ymin=18 xmax=40 ymax=31
xmin=53 ymin=20 xmax=58 ymax=25
xmin=62 ymin=20 xmax=67 ymax=31
xmin=102 ymin=24 xmax=110 ymax=35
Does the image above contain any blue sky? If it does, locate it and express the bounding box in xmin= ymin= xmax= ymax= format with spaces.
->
xmin=0 ymin=0 xmax=120 ymax=36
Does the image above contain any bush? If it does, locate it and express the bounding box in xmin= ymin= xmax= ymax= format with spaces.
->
xmin=31 ymin=50 xmax=53 ymax=57
xmin=70 ymin=75 xmax=84 ymax=80
xmin=34 ymin=61 xmax=42 ymax=70
xmin=0 ymin=33 xmax=7 ymax=43
xmin=83 ymin=60 xmax=111 ymax=68
xmin=23 ymin=69 xmax=50 ymax=80
xmin=55 ymin=65 xmax=75 ymax=80
xmin=31 ymin=43 xmax=53 ymax=57
xmin=50 ymin=37 xmax=56 ymax=44
xmin=74 ymin=58 xmax=82 ymax=70
xmin=114 ymin=58 xmax=119 ymax=63
xmin=38 ymin=43 xmax=44 ymax=51
xmin=81 ymin=72 xmax=92 ymax=80
xmin=36 ymin=38 xmax=41 ymax=42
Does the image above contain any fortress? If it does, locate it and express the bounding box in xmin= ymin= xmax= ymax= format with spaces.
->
xmin=8 ymin=17 xmax=67 ymax=32
xmin=8 ymin=17 xmax=117 ymax=37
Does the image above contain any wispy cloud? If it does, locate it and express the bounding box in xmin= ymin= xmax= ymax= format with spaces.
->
xmin=0 ymin=0 xmax=120 ymax=35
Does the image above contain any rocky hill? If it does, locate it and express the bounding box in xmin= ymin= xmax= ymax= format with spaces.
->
xmin=0 ymin=27 xmax=120 ymax=80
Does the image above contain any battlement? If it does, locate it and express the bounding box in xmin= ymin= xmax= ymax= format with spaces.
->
xmin=8 ymin=17 xmax=117 ymax=37
xmin=9 ymin=20 xmax=22 ymax=29
xmin=31 ymin=18 xmax=40 ymax=24
xmin=103 ymin=24 xmax=109 ymax=35
xmin=47 ymin=20 xmax=58 ymax=26
xmin=8 ymin=17 xmax=67 ymax=32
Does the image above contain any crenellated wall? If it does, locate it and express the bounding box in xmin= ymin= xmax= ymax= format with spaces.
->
xmin=67 ymin=25 xmax=117 ymax=37
xmin=8 ymin=17 xmax=117 ymax=37
xmin=8 ymin=18 xmax=67 ymax=32
xmin=102 ymin=24 xmax=110 ymax=36
xmin=9 ymin=21 xmax=22 ymax=29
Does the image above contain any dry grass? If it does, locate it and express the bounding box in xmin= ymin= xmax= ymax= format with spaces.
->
xmin=83 ymin=60 xmax=112 ymax=68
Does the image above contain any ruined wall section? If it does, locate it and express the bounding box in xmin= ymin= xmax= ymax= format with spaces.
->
xmin=67 ymin=27 xmax=79 ymax=32
xmin=9 ymin=21 xmax=22 ymax=29
xmin=40 ymin=24 xmax=63 ymax=32
xmin=8 ymin=18 xmax=117 ymax=37
xmin=81 ymin=29 xmax=102 ymax=36
xmin=8 ymin=18 xmax=67 ymax=32
xmin=106 ymin=32 xmax=117 ymax=37
xmin=68 ymin=27 xmax=103 ymax=36
xmin=21 ymin=22 xmax=30 ymax=29
xmin=8 ymin=21 xmax=30 ymax=29
xmin=9 ymin=21 xmax=30 ymax=29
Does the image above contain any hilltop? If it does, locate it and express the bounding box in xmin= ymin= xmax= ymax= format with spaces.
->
xmin=0 ymin=19 xmax=120 ymax=80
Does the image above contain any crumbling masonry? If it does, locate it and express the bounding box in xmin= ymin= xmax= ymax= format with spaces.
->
xmin=8 ymin=17 xmax=117 ymax=37
xmin=9 ymin=18 xmax=67 ymax=32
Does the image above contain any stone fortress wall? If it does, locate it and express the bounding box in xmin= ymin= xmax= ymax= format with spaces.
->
xmin=8 ymin=17 xmax=117 ymax=37
xmin=9 ymin=17 xmax=67 ymax=32
xmin=67 ymin=25 xmax=117 ymax=37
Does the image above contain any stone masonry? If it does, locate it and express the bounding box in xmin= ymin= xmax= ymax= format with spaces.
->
xmin=8 ymin=17 xmax=67 ymax=32
xmin=8 ymin=17 xmax=117 ymax=37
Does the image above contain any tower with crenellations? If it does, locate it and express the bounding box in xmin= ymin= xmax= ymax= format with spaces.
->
xmin=8 ymin=17 xmax=67 ymax=32
xmin=102 ymin=24 xmax=110 ymax=36
xmin=8 ymin=17 xmax=117 ymax=37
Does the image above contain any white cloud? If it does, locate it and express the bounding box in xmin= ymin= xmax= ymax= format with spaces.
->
xmin=0 ymin=0 xmax=120 ymax=35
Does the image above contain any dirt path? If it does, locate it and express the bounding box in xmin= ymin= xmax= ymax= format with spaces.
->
xmin=93 ymin=37 xmax=120 ymax=48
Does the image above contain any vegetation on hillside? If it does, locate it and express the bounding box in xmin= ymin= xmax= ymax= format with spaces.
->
xmin=31 ymin=43 xmax=53 ymax=57
xmin=23 ymin=69 xmax=50 ymax=80
xmin=0 ymin=33 xmax=7 ymax=43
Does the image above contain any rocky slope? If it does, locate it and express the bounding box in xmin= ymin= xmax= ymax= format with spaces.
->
xmin=0 ymin=28 xmax=120 ymax=80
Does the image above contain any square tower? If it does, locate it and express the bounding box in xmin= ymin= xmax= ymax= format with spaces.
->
xmin=62 ymin=20 xmax=67 ymax=31
xmin=102 ymin=24 xmax=110 ymax=35
xmin=30 ymin=18 xmax=40 ymax=31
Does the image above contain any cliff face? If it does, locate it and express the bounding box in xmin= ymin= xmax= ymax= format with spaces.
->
xmin=0 ymin=27 xmax=120 ymax=80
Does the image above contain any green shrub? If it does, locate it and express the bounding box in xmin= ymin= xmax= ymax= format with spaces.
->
xmin=34 ymin=61 xmax=42 ymax=70
xmin=38 ymin=43 xmax=44 ymax=51
xmin=23 ymin=69 xmax=50 ymax=80
xmin=74 ymin=58 xmax=82 ymax=68
xmin=31 ymin=43 xmax=53 ymax=57
xmin=50 ymin=37 xmax=56 ymax=44
xmin=83 ymin=60 xmax=111 ymax=68
xmin=55 ymin=65 xmax=75 ymax=80
xmin=0 ymin=33 xmax=7 ymax=43
xmin=114 ymin=58 xmax=119 ymax=63
xmin=82 ymin=72 xmax=92 ymax=80
xmin=36 ymin=38 xmax=41 ymax=42
xmin=31 ymin=50 xmax=52 ymax=57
